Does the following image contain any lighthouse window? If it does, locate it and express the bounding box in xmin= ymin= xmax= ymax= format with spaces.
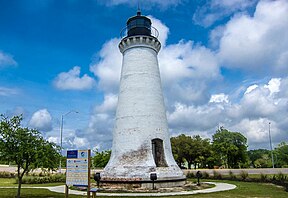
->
xmin=152 ymin=138 xmax=168 ymax=167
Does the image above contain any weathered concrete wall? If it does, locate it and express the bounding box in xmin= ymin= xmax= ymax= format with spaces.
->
xmin=102 ymin=36 xmax=184 ymax=181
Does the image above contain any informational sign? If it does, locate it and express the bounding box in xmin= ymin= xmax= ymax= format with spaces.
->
xmin=66 ymin=149 xmax=90 ymax=187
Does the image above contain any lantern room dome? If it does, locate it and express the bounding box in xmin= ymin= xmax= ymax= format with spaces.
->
xmin=126 ymin=11 xmax=152 ymax=37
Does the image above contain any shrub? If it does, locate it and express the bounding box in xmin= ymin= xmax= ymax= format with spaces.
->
xmin=239 ymin=170 xmax=248 ymax=180
xmin=276 ymin=172 xmax=287 ymax=183
xmin=0 ymin=171 xmax=16 ymax=178
xmin=229 ymin=171 xmax=237 ymax=180
xmin=212 ymin=170 xmax=222 ymax=179
xmin=260 ymin=173 xmax=268 ymax=182
xmin=186 ymin=171 xmax=194 ymax=178
xmin=16 ymin=174 xmax=65 ymax=184
xmin=202 ymin=171 xmax=210 ymax=179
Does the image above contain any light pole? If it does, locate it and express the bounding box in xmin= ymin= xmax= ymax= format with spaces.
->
xmin=268 ymin=122 xmax=275 ymax=168
xmin=59 ymin=110 xmax=79 ymax=173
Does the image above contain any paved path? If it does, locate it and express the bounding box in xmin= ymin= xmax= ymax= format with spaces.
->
xmin=183 ymin=168 xmax=288 ymax=175
xmin=0 ymin=182 xmax=236 ymax=197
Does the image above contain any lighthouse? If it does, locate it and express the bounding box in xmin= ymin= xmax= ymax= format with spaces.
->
xmin=102 ymin=11 xmax=185 ymax=187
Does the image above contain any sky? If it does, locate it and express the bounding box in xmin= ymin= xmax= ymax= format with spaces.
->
xmin=0 ymin=0 xmax=287 ymax=153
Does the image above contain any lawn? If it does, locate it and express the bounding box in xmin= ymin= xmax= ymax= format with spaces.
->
xmin=0 ymin=179 xmax=287 ymax=198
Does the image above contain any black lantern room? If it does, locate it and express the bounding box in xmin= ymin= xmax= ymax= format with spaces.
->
xmin=126 ymin=10 xmax=152 ymax=37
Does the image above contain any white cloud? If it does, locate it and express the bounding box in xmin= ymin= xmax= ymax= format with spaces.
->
xmin=47 ymin=136 xmax=59 ymax=144
xmin=232 ymin=118 xmax=274 ymax=144
xmin=47 ymin=131 xmax=90 ymax=150
xmin=29 ymin=109 xmax=53 ymax=132
xmin=0 ymin=87 xmax=18 ymax=96
xmin=0 ymin=51 xmax=17 ymax=68
xmin=95 ymin=94 xmax=118 ymax=113
xmin=278 ymin=77 xmax=288 ymax=98
xmin=193 ymin=0 xmax=257 ymax=27
xmin=168 ymin=102 xmax=224 ymax=131
xmin=244 ymin=84 xmax=258 ymax=95
xmin=72 ymin=137 xmax=89 ymax=148
xmin=90 ymin=38 xmax=122 ymax=94
xmin=76 ymin=93 xmax=118 ymax=150
xmin=54 ymin=66 xmax=95 ymax=90
xmin=5 ymin=107 xmax=27 ymax=118
xmin=217 ymin=0 xmax=288 ymax=75
xmin=209 ymin=93 xmax=229 ymax=103
xmin=167 ymin=76 xmax=288 ymax=148
xmin=159 ymin=40 xmax=220 ymax=105
xmin=264 ymin=78 xmax=281 ymax=95
xmin=149 ymin=16 xmax=169 ymax=46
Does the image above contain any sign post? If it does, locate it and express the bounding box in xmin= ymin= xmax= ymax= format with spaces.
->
xmin=66 ymin=149 xmax=91 ymax=198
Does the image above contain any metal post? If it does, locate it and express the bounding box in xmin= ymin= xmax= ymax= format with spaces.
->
xmin=268 ymin=122 xmax=275 ymax=168
xmin=87 ymin=149 xmax=91 ymax=198
xmin=59 ymin=115 xmax=64 ymax=173
xmin=59 ymin=111 xmax=79 ymax=173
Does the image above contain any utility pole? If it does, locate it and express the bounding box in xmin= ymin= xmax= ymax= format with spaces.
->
xmin=59 ymin=110 xmax=79 ymax=173
xmin=268 ymin=122 xmax=275 ymax=168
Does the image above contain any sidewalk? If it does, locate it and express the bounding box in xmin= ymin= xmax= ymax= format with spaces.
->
xmin=45 ymin=182 xmax=236 ymax=197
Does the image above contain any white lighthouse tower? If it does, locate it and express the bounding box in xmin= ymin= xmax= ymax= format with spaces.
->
xmin=102 ymin=11 xmax=185 ymax=187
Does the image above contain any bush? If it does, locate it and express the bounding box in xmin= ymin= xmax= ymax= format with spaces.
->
xmin=186 ymin=171 xmax=194 ymax=178
xmin=229 ymin=170 xmax=237 ymax=180
xmin=212 ymin=170 xmax=222 ymax=179
xmin=16 ymin=174 xmax=65 ymax=184
xmin=260 ymin=173 xmax=268 ymax=182
xmin=276 ymin=172 xmax=287 ymax=183
xmin=0 ymin=171 xmax=16 ymax=178
xmin=202 ymin=171 xmax=210 ymax=179
xmin=239 ymin=170 xmax=249 ymax=180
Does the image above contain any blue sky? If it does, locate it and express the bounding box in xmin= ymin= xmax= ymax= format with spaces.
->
xmin=1 ymin=0 xmax=287 ymax=152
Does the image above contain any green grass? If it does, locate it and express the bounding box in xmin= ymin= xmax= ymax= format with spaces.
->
xmin=0 ymin=178 xmax=63 ymax=187
xmin=180 ymin=179 xmax=288 ymax=198
xmin=0 ymin=178 xmax=287 ymax=198
xmin=0 ymin=188 xmax=85 ymax=198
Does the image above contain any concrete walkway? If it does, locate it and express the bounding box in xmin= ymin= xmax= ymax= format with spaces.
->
xmin=22 ymin=182 xmax=236 ymax=197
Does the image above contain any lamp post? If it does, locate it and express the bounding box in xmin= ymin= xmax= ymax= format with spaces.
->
xmin=268 ymin=122 xmax=275 ymax=168
xmin=59 ymin=110 xmax=79 ymax=173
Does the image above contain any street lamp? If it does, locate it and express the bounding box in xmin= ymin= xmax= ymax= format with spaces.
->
xmin=268 ymin=122 xmax=275 ymax=168
xmin=59 ymin=110 xmax=79 ymax=173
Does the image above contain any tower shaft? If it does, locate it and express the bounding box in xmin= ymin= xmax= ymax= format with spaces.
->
xmin=102 ymin=36 xmax=184 ymax=182
xmin=102 ymin=12 xmax=185 ymax=187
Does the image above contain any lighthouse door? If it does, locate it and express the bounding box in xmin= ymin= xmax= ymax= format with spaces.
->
xmin=152 ymin=138 xmax=168 ymax=167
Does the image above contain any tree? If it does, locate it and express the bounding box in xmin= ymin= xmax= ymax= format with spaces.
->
xmin=274 ymin=142 xmax=288 ymax=168
xmin=171 ymin=134 xmax=213 ymax=169
xmin=0 ymin=115 xmax=60 ymax=198
xmin=248 ymin=149 xmax=270 ymax=168
xmin=191 ymin=135 xmax=213 ymax=169
xmin=92 ymin=149 xmax=111 ymax=168
xmin=171 ymin=134 xmax=189 ymax=168
xmin=212 ymin=127 xmax=248 ymax=168
xmin=254 ymin=154 xmax=271 ymax=168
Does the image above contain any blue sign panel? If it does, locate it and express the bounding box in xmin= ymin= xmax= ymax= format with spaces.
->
xmin=67 ymin=150 xmax=78 ymax=158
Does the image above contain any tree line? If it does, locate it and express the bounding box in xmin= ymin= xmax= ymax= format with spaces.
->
xmin=170 ymin=127 xmax=288 ymax=169
xmin=92 ymin=127 xmax=288 ymax=169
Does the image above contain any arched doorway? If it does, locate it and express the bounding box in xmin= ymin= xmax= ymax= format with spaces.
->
xmin=152 ymin=138 xmax=168 ymax=167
